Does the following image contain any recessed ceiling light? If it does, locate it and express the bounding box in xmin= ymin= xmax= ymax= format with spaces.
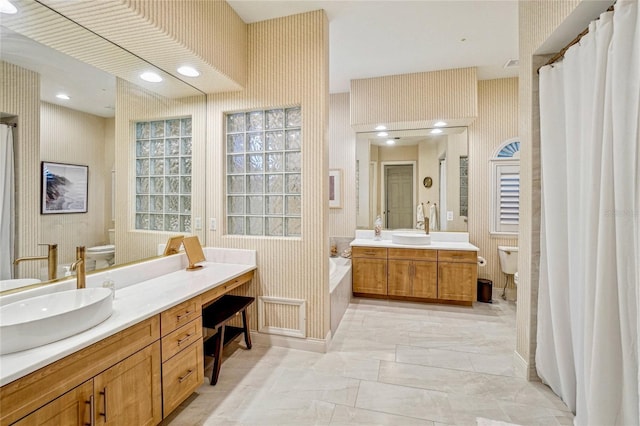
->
xmin=434 ymin=121 xmax=447 ymax=127
xmin=56 ymin=94 xmax=70 ymax=100
xmin=140 ymin=72 xmax=162 ymax=83
xmin=377 ymin=132 xmax=388 ymax=137
xmin=430 ymin=129 xmax=443 ymax=134
xmin=177 ymin=66 xmax=200 ymax=77
xmin=375 ymin=125 xmax=387 ymax=131
xmin=0 ymin=0 xmax=17 ymax=14
xmin=386 ymin=139 xmax=395 ymax=145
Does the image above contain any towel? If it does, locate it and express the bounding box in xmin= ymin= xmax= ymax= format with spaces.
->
xmin=429 ymin=203 xmax=439 ymax=231
xmin=416 ymin=203 xmax=425 ymax=229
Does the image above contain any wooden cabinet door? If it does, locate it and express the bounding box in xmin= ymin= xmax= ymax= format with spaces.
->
xmin=93 ymin=342 xmax=162 ymax=426
xmin=438 ymin=261 xmax=477 ymax=302
xmin=412 ymin=261 xmax=437 ymax=299
xmin=13 ymin=381 xmax=92 ymax=426
xmin=387 ymin=259 xmax=412 ymax=296
xmin=353 ymin=257 xmax=387 ymax=295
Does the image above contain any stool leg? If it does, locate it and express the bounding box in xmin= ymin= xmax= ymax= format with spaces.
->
xmin=241 ymin=309 xmax=252 ymax=350
xmin=210 ymin=325 xmax=225 ymax=386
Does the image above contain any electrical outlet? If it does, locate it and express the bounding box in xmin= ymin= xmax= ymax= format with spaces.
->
xmin=447 ymin=211 xmax=454 ymax=221
xmin=209 ymin=218 xmax=216 ymax=231
xmin=194 ymin=217 xmax=202 ymax=230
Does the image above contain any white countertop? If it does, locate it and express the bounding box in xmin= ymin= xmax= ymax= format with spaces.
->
xmin=350 ymin=230 xmax=478 ymax=251
xmin=0 ymin=249 xmax=256 ymax=386
xmin=350 ymin=238 xmax=479 ymax=251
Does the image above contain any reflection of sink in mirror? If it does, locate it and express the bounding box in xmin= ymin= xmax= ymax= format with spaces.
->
xmin=0 ymin=287 xmax=113 ymax=355
xmin=391 ymin=232 xmax=431 ymax=246
xmin=0 ymin=279 xmax=41 ymax=292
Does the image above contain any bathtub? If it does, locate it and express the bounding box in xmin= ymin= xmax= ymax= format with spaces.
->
xmin=329 ymin=257 xmax=352 ymax=335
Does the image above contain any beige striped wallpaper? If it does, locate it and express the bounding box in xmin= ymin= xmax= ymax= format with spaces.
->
xmin=329 ymin=93 xmax=357 ymax=238
xmin=517 ymin=0 xmax=582 ymax=379
xmin=350 ymin=68 xmax=478 ymax=131
xmin=468 ymin=79 xmax=519 ymax=289
xmin=1 ymin=62 xmax=41 ymax=279
xmin=40 ymin=102 xmax=113 ymax=266
xmin=206 ymin=11 xmax=330 ymax=340
xmin=114 ymin=79 xmax=207 ymax=265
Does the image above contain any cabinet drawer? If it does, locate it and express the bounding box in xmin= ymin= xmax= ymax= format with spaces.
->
xmin=437 ymin=250 xmax=477 ymax=263
xmin=161 ymin=297 xmax=201 ymax=337
xmin=162 ymin=339 xmax=204 ymax=417
xmin=352 ymin=246 xmax=387 ymax=259
xmin=388 ymin=248 xmax=437 ymax=261
xmin=162 ymin=318 xmax=203 ymax=362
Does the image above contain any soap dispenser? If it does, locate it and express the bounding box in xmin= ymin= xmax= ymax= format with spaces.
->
xmin=374 ymin=215 xmax=383 ymax=241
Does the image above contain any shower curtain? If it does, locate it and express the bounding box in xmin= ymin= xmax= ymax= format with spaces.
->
xmin=0 ymin=123 xmax=15 ymax=280
xmin=537 ymin=2 xmax=639 ymax=425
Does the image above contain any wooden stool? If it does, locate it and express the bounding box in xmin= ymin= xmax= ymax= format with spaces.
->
xmin=201 ymin=295 xmax=254 ymax=385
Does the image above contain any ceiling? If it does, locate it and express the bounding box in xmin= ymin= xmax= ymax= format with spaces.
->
xmin=228 ymin=1 xmax=519 ymax=93
xmin=0 ymin=1 xmax=519 ymax=117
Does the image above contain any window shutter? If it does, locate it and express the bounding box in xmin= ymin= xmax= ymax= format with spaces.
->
xmin=499 ymin=171 xmax=519 ymax=226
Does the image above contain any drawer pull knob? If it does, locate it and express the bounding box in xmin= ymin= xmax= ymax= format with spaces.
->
xmin=179 ymin=369 xmax=194 ymax=383
xmin=177 ymin=333 xmax=193 ymax=346
xmin=176 ymin=311 xmax=193 ymax=321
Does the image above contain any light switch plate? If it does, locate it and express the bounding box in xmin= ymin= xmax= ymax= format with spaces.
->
xmin=447 ymin=211 xmax=454 ymax=221
xmin=209 ymin=218 xmax=216 ymax=231
xmin=194 ymin=217 xmax=202 ymax=230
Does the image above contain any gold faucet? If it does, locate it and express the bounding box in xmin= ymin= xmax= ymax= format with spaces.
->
xmin=70 ymin=246 xmax=86 ymax=289
xmin=14 ymin=243 xmax=58 ymax=280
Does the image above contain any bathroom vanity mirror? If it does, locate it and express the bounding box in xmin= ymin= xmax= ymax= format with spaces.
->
xmin=0 ymin=0 xmax=206 ymax=286
xmin=356 ymin=127 xmax=468 ymax=232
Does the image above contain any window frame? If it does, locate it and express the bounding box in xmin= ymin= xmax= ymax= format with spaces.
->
xmin=490 ymin=138 xmax=520 ymax=236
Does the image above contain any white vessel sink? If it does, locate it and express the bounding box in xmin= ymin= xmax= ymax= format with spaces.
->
xmin=0 ymin=288 xmax=113 ymax=355
xmin=392 ymin=232 xmax=432 ymax=246
xmin=0 ymin=279 xmax=42 ymax=292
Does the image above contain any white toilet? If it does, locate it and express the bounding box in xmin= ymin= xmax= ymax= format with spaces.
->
xmin=497 ymin=246 xmax=518 ymax=300
xmin=87 ymin=229 xmax=115 ymax=271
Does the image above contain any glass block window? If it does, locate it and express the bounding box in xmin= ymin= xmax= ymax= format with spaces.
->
xmin=226 ymin=107 xmax=302 ymax=237
xmin=134 ymin=118 xmax=192 ymax=233
xmin=459 ymin=156 xmax=468 ymax=217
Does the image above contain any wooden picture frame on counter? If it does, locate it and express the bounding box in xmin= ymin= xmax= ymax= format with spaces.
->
xmin=183 ymin=236 xmax=205 ymax=270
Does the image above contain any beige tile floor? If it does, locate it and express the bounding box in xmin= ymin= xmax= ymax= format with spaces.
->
xmin=163 ymin=297 xmax=573 ymax=426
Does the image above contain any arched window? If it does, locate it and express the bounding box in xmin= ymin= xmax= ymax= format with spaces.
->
xmin=490 ymin=138 xmax=520 ymax=235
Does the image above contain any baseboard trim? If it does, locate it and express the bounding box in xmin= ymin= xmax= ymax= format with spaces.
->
xmin=252 ymin=331 xmax=329 ymax=353
xmin=513 ymin=350 xmax=528 ymax=379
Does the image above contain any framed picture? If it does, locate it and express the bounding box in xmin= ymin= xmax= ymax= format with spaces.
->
xmin=329 ymin=169 xmax=343 ymax=209
xmin=41 ymin=161 xmax=88 ymax=214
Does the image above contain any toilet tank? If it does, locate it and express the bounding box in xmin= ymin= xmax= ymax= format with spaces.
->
xmin=108 ymin=229 xmax=115 ymax=245
xmin=497 ymin=246 xmax=518 ymax=275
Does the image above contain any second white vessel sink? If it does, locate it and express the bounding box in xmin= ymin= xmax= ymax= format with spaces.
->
xmin=392 ymin=232 xmax=432 ymax=246
xmin=0 ymin=288 xmax=113 ymax=355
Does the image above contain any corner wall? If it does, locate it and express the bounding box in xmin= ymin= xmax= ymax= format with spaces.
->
xmin=328 ymin=93 xmax=356 ymax=237
xmin=1 ymin=62 xmax=41 ymax=279
xmin=206 ymin=11 xmax=330 ymax=341
xmin=517 ymin=1 xmax=582 ymax=379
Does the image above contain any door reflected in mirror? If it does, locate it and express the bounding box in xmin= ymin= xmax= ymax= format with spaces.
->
xmin=356 ymin=127 xmax=468 ymax=232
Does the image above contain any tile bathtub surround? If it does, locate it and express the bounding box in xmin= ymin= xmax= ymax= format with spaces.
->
xmin=163 ymin=298 xmax=573 ymax=425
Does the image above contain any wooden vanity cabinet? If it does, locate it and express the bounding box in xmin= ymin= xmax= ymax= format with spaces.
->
xmin=160 ymin=298 xmax=204 ymax=418
xmin=437 ymin=250 xmax=478 ymax=302
xmin=12 ymin=381 xmax=93 ymax=426
xmin=387 ymin=249 xmax=437 ymax=299
xmin=352 ymin=247 xmax=388 ymax=296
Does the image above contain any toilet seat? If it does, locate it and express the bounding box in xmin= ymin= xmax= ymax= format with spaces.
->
xmin=87 ymin=244 xmax=115 ymax=253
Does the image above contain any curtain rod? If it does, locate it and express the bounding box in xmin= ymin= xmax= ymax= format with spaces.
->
xmin=537 ymin=4 xmax=615 ymax=74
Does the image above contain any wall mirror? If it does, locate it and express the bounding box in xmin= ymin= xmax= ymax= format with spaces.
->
xmin=0 ymin=0 xmax=206 ymax=291
xmin=356 ymin=127 xmax=468 ymax=232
